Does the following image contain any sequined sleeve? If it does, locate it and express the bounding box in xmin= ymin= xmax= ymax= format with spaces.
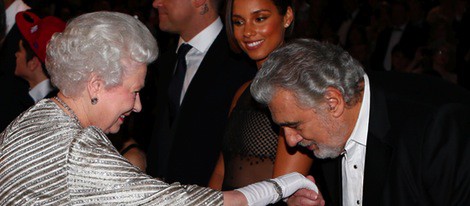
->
xmin=0 ymin=99 xmax=222 ymax=205
xmin=68 ymin=126 xmax=223 ymax=205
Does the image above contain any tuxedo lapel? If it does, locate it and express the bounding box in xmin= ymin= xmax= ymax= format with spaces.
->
xmin=362 ymin=83 xmax=394 ymax=205
xmin=318 ymin=157 xmax=342 ymax=206
xmin=150 ymin=49 xmax=178 ymax=177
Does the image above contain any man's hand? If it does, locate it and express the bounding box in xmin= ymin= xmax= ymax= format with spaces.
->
xmin=287 ymin=176 xmax=325 ymax=206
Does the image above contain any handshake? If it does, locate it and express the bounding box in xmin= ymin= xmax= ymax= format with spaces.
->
xmin=236 ymin=172 xmax=324 ymax=206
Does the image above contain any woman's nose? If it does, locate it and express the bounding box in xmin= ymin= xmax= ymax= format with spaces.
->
xmin=243 ymin=23 xmax=256 ymax=37
xmin=133 ymin=93 xmax=142 ymax=113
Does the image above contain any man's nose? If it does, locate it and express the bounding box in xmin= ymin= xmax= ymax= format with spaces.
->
xmin=283 ymin=127 xmax=302 ymax=147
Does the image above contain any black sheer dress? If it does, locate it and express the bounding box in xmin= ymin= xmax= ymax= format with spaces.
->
xmin=221 ymin=86 xmax=280 ymax=190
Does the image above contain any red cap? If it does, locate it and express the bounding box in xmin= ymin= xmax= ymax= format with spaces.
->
xmin=15 ymin=11 xmax=66 ymax=63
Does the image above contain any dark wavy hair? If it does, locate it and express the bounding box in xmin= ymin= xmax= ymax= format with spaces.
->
xmin=224 ymin=0 xmax=294 ymax=53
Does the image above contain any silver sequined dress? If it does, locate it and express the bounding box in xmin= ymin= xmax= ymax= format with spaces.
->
xmin=0 ymin=99 xmax=222 ymax=205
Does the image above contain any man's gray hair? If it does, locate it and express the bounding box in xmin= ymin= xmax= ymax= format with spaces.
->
xmin=46 ymin=11 xmax=158 ymax=97
xmin=250 ymin=38 xmax=365 ymax=108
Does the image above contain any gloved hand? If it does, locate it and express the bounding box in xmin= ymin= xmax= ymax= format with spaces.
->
xmin=235 ymin=172 xmax=319 ymax=206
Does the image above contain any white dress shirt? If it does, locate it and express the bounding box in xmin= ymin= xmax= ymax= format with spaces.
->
xmin=5 ymin=0 xmax=30 ymax=34
xmin=29 ymin=79 xmax=54 ymax=103
xmin=384 ymin=24 xmax=406 ymax=71
xmin=175 ymin=17 xmax=223 ymax=104
xmin=337 ymin=9 xmax=359 ymax=46
xmin=342 ymin=74 xmax=370 ymax=206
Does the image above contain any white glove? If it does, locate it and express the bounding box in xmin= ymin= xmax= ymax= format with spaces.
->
xmin=235 ymin=172 xmax=318 ymax=206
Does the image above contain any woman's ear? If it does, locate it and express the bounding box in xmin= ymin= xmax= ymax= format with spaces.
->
xmin=324 ymin=87 xmax=345 ymax=118
xmin=87 ymin=73 xmax=103 ymax=99
xmin=283 ymin=6 xmax=294 ymax=28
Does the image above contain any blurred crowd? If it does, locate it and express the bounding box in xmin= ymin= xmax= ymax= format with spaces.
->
xmin=2 ymin=0 xmax=468 ymax=156
xmin=1 ymin=0 xmax=469 ymax=204
xmin=16 ymin=0 xmax=470 ymax=90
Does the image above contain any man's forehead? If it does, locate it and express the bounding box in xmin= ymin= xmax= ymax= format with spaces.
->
xmin=268 ymin=89 xmax=302 ymax=123
xmin=268 ymin=90 xmax=293 ymax=111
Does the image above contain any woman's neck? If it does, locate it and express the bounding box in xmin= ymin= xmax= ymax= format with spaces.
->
xmin=55 ymin=93 xmax=91 ymax=128
xmin=256 ymin=59 xmax=266 ymax=69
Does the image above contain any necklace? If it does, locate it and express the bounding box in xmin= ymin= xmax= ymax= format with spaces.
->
xmin=54 ymin=96 xmax=81 ymax=125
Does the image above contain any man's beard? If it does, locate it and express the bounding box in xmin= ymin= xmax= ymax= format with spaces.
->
xmin=302 ymin=108 xmax=347 ymax=159
xmin=297 ymin=141 xmax=343 ymax=159
xmin=313 ymin=142 xmax=343 ymax=159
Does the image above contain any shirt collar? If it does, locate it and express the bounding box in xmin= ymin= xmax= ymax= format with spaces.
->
xmin=345 ymin=74 xmax=370 ymax=149
xmin=177 ymin=17 xmax=222 ymax=53
xmin=5 ymin=0 xmax=30 ymax=34
xmin=393 ymin=23 xmax=407 ymax=31
xmin=29 ymin=79 xmax=54 ymax=103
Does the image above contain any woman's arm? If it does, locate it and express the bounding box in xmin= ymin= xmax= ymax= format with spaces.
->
xmin=208 ymin=81 xmax=252 ymax=188
xmin=273 ymin=132 xmax=313 ymax=177
xmin=209 ymin=153 xmax=225 ymax=190
xmin=120 ymin=138 xmax=147 ymax=172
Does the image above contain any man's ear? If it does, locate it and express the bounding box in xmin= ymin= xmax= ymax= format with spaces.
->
xmin=27 ymin=57 xmax=41 ymax=72
xmin=324 ymin=87 xmax=345 ymax=118
xmin=87 ymin=73 xmax=103 ymax=99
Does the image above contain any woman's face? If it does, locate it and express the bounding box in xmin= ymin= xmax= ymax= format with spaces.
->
xmin=232 ymin=0 xmax=293 ymax=68
xmin=95 ymin=61 xmax=147 ymax=134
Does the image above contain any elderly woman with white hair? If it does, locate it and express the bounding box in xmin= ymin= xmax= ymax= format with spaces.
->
xmin=0 ymin=11 xmax=318 ymax=205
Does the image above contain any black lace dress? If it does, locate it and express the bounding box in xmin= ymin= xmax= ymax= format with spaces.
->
xmin=221 ymin=86 xmax=280 ymax=190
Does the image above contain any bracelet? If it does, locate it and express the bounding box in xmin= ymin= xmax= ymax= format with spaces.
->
xmin=266 ymin=179 xmax=283 ymax=203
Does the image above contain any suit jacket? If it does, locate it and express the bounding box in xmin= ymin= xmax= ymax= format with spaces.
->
xmin=0 ymin=75 xmax=32 ymax=131
xmin=0 ymin=75 xmax=58 ymax=131
xmin=0 ymin=23 xmax=31 ymax=131
xmin=146 ymin=30 xmax=256 ymax=186
xmin=370 ymin=23 xmax=428 ymax=72
xmin=312 ymin=72 xmax=470 ymax=206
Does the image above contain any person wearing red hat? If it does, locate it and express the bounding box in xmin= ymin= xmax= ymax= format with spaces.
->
xmin=0 ymin=0 xmax=31 ymax=131
xmin=14 ymin=11 xmax=65 ymax=103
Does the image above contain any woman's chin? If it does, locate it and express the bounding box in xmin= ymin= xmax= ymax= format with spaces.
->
xmin=104 ymin=126 xmax=121 ymax=134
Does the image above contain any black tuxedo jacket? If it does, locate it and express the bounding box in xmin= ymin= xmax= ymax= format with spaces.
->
xmin=370 ymin=23 xmax=428 ymax=71
xmin=0 ymin=75 xmax=33 ymax=131
xmin=0 ymin=75 xmax=58 ymax=131
xmin=146 ymin=30 xmax=256 ymax=186
xmin=0 ymin=24 xmax=31 ymax=132
xmin=312 ymin=72 xmax=470 ymax=206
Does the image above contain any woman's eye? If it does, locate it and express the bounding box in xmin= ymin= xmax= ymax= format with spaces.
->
xmin=232 ymin=19 xmax=244 ymax=26
xmin=256 ymin=16 xmax=267 ymax=22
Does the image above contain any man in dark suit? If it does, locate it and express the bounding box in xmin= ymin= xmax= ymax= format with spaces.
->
xmin=0 ymin=0 xmax=30 ymax=131
xmin=251 ymin=39 xmax=470 ymax=206
xmin=13 ymin=11 xmax=64 ymax=102
xmin=370 ymin=0 xmax=428 ymax=72
xmin=0 ymin=11 xmax=64 ymax=131
xmin=146 ymin=0 xmax=255 ymax=186
xmin=336 ymin=0 xmax=371 ymax=47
